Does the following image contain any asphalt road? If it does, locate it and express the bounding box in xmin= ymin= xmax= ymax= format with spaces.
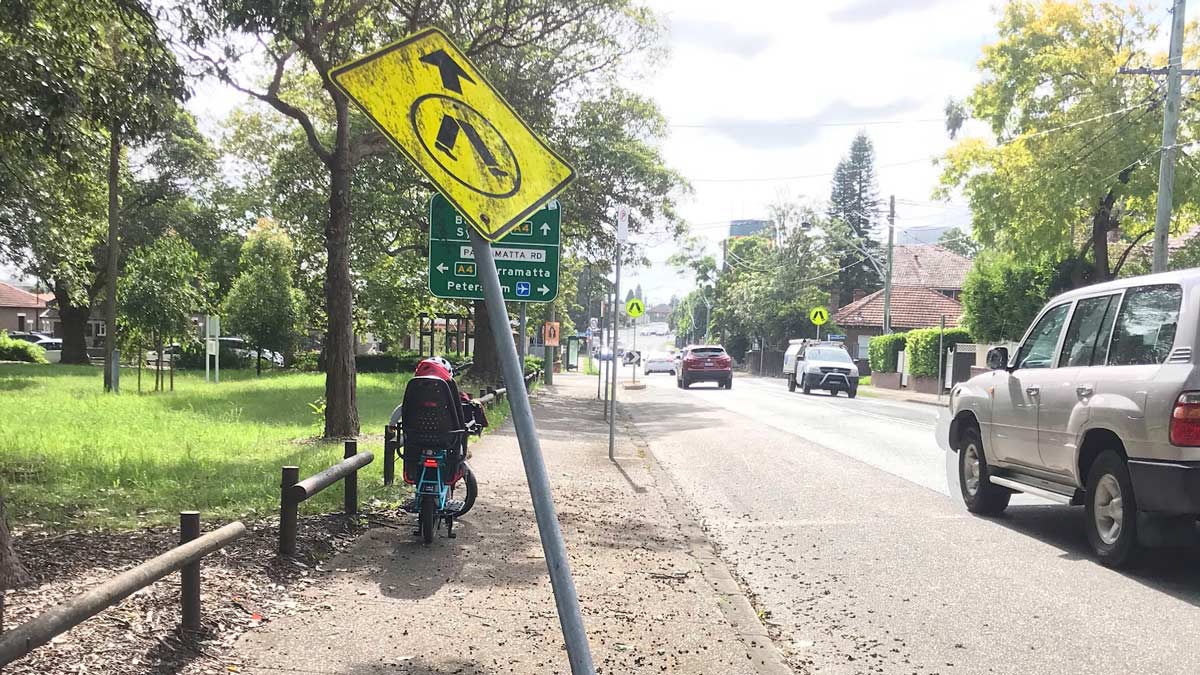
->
xmin=618 ymin=369 xmax=1200 ymax=675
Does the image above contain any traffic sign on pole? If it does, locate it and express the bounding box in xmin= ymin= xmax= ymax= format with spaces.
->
xmin=330 ymin=28 xmax=574 ymax=243
xmin=625 ymin=298 xmax=645 ymax=318
xmin=809 ymin=306 xmax=829 ymax=326
xmin=331 ymin=29 xmax=594 ymax=674
xmin=428 ymin=193 xmax=560 ymax=302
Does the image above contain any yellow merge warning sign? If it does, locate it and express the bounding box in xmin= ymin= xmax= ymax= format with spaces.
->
xmin=330 ymin=28 xmax=575 ymax=242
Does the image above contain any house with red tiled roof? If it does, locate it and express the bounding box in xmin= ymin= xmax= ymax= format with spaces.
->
xmin=0 ymin=281 xmax=50 ymax=334
xmin=832 ymin=245 xmax=971 ymax=360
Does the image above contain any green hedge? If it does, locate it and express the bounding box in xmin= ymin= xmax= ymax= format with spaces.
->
xmin=0 ymin=332 xmax=47 ymax=364
xmin=868 ymin=332 xmax=907 ymax=373
xmin=905 ymin=327 xmax=972 ymax=378
xmin=355 ymin=351 xmax=425 ymax=373
xmin=524 ymin=355 xmax=544 ymax=374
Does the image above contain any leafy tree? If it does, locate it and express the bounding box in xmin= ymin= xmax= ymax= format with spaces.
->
xmin=960 ymin=252 xmax=1055 ymax=342
xmin=186 ymin=2 xmax=677 ymax=434
xmin=938 ymin=227 xmax=981 ymax=259
xmin=118 ymin=232 xmax=208 ymax=390
xmin=223 ymin=221 xmax=302 ymax=376
xmin=827 ymin=132 xmax=883 ymax=307
xmin=0 ymin=0 xmax=193 ymax=375
xmin=937 ymin=1 xmax=1200 ymax=285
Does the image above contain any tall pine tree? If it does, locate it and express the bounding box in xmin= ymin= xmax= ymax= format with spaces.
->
xmin=827 ymin=132 xmax=883 ymax=308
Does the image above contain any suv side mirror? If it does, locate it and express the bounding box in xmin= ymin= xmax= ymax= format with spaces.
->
xmin=986 ymin=347 xmax=1009 ymax=370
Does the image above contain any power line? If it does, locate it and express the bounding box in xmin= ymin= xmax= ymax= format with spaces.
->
xmin=670 ymin=118 xmax=943 ymax=130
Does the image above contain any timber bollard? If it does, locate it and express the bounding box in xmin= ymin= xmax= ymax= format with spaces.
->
xmin=280 ymin=466 xmax=299 ymax=555
xmin=180 ymin=511 xmax=201 ymax=631
xmin=383 ymin=427 xmax=396 ymax=486
xmin=344 ymin=441 xmax=358 ymax=516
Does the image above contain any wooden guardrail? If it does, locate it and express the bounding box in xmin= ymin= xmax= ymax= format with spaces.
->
xmin=279 ymin=441 xmax=374 ymax=555
xmin=0 ymin=514 xmax=246 ymax=666
xmin=382 ymin=370 xmax=541 ymax=486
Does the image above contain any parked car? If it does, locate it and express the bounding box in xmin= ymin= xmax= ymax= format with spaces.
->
xmin=9 ymin=332 xmax=62 ymax=363
xmin=786 ymin=341 xmax=859 ymax=397
xmin=677 ymin=345 xmax=733 ymax=389
xmin=594 ymin=346 xmax=614 ymax=361
xmin=219 ymin=337 xmax=285 ymax=367
xmin=939 ymin=270 xmax=1200 ymax=567
xmin=145 ymin=344 xmax=183 ymax=366
xmin=643 ymin=352 xmax=676 ymax=375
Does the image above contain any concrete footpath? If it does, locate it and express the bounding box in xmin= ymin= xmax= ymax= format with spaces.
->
xmin=229 ymin=372 xmax=787 ymax=674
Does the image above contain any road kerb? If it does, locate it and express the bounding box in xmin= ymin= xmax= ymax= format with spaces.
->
xmin=616 ymin=403 xmax=795 ymax=675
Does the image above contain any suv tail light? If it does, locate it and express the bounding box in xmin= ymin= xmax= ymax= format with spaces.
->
xmin=1170 ymin=392 xmax=1200 ymax=446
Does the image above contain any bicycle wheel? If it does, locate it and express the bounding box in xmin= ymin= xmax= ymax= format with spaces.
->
xmin=451 ymin=462 xmax=478 ymax=518
xmin=419 ymin=494 xmax=436 ymax=545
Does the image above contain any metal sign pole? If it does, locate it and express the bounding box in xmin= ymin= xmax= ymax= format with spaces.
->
xmin=468 ymin=229 xmax=595 ymax=673
xmin=518 ymin=302 xmax=527 ymax=363
xmin=608 ymin=245 xmax=620 ymax=460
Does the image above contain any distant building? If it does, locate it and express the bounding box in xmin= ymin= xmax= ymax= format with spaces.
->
xmin=0 ymin=281 xmax=50 ymax=334
xmin=647 ymin=303 xmax=671 ymax=322
xmin=832 ymin=245 xmax=972 ymax=360
xmin=728 ymin=219 xmax=770 ymax=239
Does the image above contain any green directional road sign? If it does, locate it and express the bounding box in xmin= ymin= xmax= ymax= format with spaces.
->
xmin=428 ymin=192 xmax=560 ymax=302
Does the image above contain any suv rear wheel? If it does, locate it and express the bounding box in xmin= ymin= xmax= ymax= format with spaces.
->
xmin=1085 ymin=451 xmax=1140 ymax=568
xmin=787 ymin=373 xmax=796 ymax=392
xmin=958 ymin=426 xmax=1010 ymax=515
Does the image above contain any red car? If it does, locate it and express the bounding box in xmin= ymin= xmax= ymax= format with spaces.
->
xmin=676 ymin=345 xmax=733 ymax=389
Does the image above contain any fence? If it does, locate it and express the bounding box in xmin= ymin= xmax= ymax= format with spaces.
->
xmin=279 ymin=441 xmax=374 ymax=555
xmin=0 ymin=514 xmax=246 ymax=666
xmin=382 ymin=370 xmax=541 ymax=486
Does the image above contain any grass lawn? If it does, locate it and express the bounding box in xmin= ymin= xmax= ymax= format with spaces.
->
xmin=0 ymin=364 xmax=509 ymax=530
xmin=859 ymin=375 xmax=871 ymax=387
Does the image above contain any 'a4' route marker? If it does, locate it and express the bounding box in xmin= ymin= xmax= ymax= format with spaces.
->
xmin=329 ymin=28 xmax=575 ymax=242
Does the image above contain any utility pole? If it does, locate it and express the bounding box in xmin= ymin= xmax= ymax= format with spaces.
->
xmin=1154 ymin=0 xmax=1187 ymax=273
xmin=883 ymin=195 xmax=895 ymax=334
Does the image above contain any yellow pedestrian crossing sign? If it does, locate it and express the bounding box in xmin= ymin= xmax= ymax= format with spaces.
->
xmin=626 ymin=298 xmax=645 ymax=318
xmin=329 ymin=28 xmax=575 ymax=243
xmin=810 ymin=306 xmax=829 ymax=326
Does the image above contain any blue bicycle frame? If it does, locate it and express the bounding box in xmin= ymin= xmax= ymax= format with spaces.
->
xmin=415 ymin=450 xmax=451 ymax=511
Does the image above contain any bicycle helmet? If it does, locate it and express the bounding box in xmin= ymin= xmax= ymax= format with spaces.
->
xmin=424 ymin=355 xmax=454 ymax=377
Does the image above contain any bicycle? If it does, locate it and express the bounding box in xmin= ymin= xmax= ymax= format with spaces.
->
xmin=387 ymin=365 xmax=484 ymax=544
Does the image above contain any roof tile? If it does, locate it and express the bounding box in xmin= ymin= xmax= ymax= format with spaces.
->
xmin=833 ymin=285 xmax=963 ymax=330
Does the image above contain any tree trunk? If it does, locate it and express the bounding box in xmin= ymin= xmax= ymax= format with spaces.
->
xmin=472 ymin=300 xmax=500 ymax=384
xmin=323 ymin=101 xmax=359 ymax=438
xmin=256 ymin=347 xmax=262 ymax=377
xmin=1092 ymin=167 xmax=1137 ymax=283
xmin=0 ymin=494 xmax=31 ymax=613
xmin=102 ymin=121 xmax=121 ymax=391
xmin=53 ymin=282 xmax=91 ymax=365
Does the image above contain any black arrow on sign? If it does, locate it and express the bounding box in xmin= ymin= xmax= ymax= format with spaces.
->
xmin=420 ymin=49 xmax=475 ymax=93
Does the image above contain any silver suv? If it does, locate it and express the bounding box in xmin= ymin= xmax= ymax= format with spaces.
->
xmin=940 ymin=270 xmax=1200 ymax=567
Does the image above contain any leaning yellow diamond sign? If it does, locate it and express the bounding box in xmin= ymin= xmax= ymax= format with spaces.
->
xmin=329 ymin=28 xmax=575 ymax=242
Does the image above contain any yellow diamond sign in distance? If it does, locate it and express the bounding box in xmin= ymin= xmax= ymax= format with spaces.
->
xmin=329 ymin=28 xmax=575 ymax=242
xmin=626 ymin=298 xmax=645 ymax=319
xmin=810 ymin=306 xmax=829 ymax=326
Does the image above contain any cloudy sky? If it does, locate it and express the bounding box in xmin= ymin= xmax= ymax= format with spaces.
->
xmin=622 ymin=0 xmax=997 ymax=305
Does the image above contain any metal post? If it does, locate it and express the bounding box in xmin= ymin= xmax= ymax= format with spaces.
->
xmin=937 ymin=315 xmax=946 ymax=404
xmin=180 ymin=511 xmax=201 ymax=631
xmin=1154 ymin=0 xmax=1187 ymax=273
xmin=383 ymin=427 xmax=396 ymax=486
xmin=468 ymin=229 xmax=595 ymax=673
xmin=279 ymin=466 xmax=299 ymax=555
xmin=884 ymin=195 xmax=895 ymax=333
xmin=109 ymin=350 xmax=119 ymax=393
xmin=631 ymin=313 xmax=637 ymax=384
xmin=518 ymin=302 xmax=527 ymax=363
xmin=344 ymin=440 xmax=358 ymax=516
xmin=609 ymin=246 xmax=621 ymax=461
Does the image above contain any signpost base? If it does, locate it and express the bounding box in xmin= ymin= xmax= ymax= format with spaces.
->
xmin=468 ymin=229 xmax=595 ymax=674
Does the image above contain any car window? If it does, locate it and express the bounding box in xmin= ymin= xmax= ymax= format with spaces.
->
xmin=691 ymin=348 xmax=725 ymax=357
xmin=807 ymin=348 xmax=851 ymax=362
xmin=1107 ymin=284 xmax=1182 ymax=366
xmin=1016 ymin=303 xmax=1069 ymax=370
xmin=1058 ymin=294 xmax=1119 ymax=368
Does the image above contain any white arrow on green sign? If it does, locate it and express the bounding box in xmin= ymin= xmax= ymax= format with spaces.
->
xmin=428 ymin=193 xmax=560 ymax=302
